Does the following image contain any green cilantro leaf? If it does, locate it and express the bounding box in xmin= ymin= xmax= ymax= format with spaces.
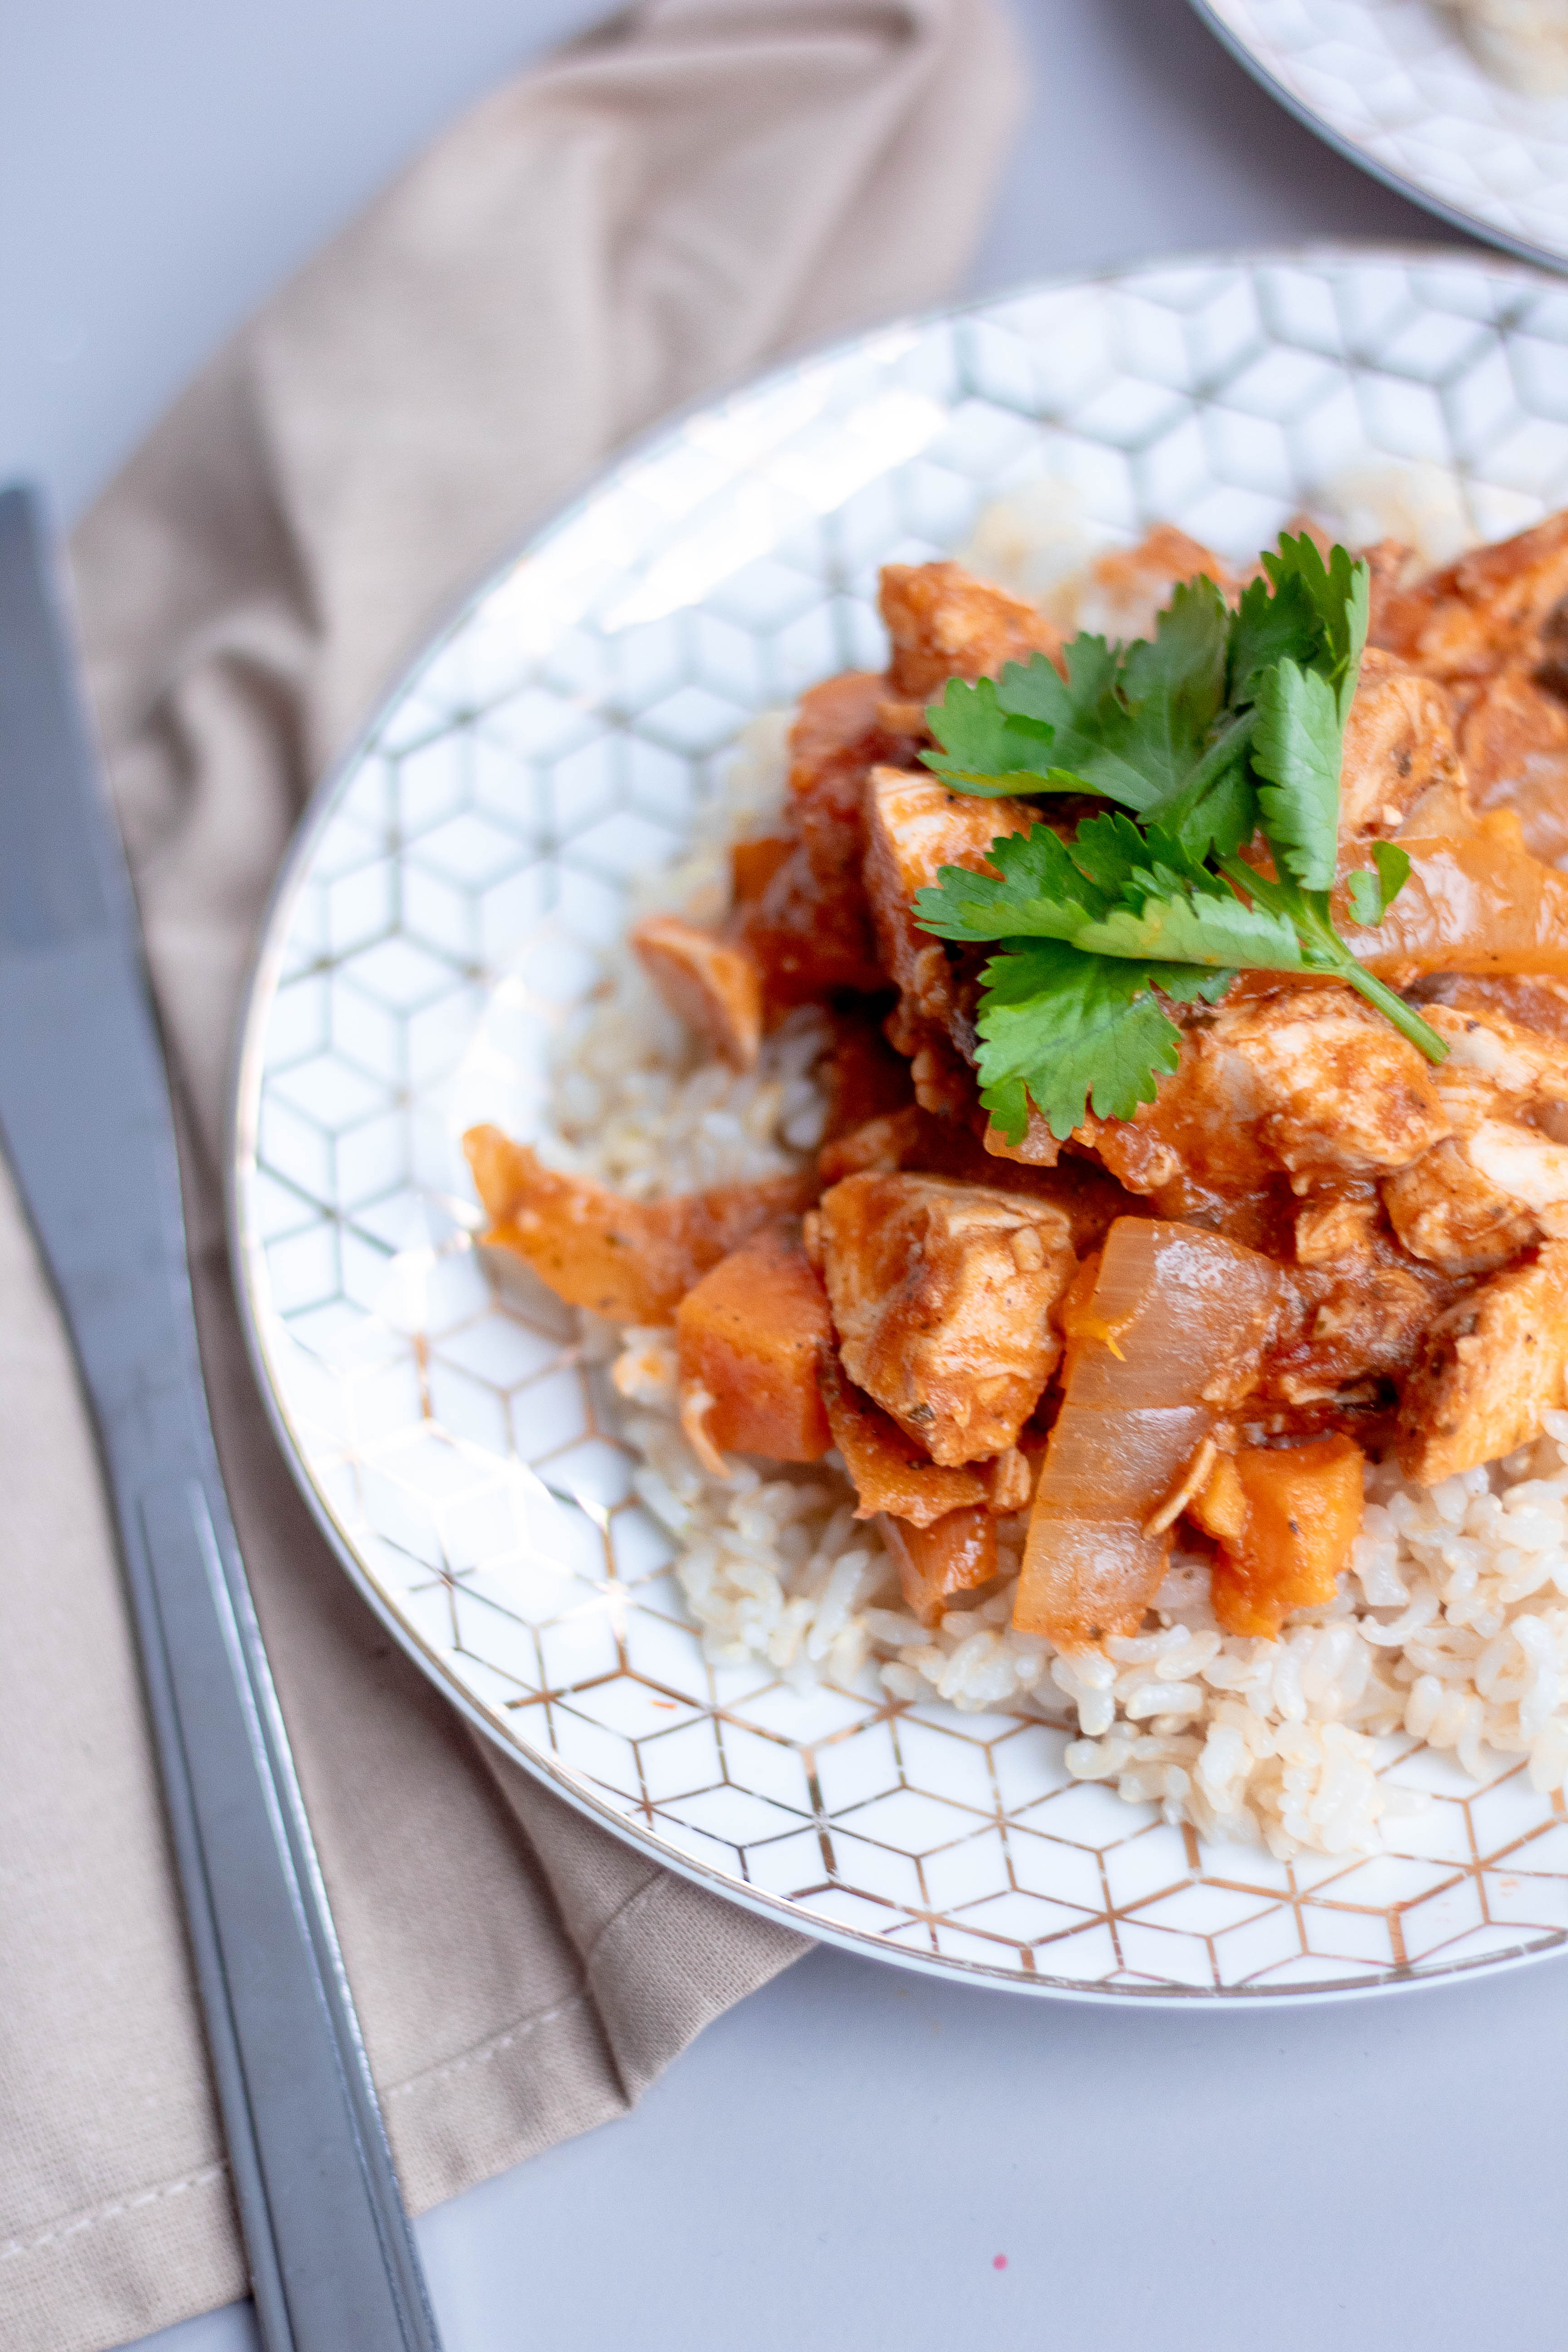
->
xmin=921 ymin=580 xmax=1231 ymax=819
xmin=975 ymin=942 xmax=1235 ymax=1143
xmin=1164 ymin=740 xmax=1259 ymax=866
xmin=1010 ymin=586 xmax=1229 ymax=808
xmin=1346 ymin=839 xmax=1413 ymax=926
xmin=1076 ymin=884 xmax=1306 ymax=972
xmin=1068 ymin=808 xmax=1229 ymax=903
xmin=960 ymin=636 xmax=1160 ymax=809
xmin=912 ymin=823 xmax=1107 ymax=942
xmin=909 ymin=528 xmax=1444 ymax=1140
xmin=1229 ymin=567 xmax=1320 ymax=707
xmin=921 ymin=674 xmax=1088 ymax=797
xmin=1262 ymin=532 xmax=1369 ymax=720
xmin=1113 ymin=577 xmax=1230 ymax=801
xmin=974 ymin=945 xmax=1184 ymax=1142
xmin=1250 ymin=657 xmax=1344 ymax=893
xmin=914 ymin=809 xmax=1296 ymax=970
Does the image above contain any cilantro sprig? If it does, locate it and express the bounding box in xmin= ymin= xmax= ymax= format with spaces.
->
xmin=913 ymin=534 xmax=1446 ymax=1143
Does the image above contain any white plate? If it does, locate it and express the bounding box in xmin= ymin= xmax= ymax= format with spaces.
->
xmin=234 ymin=249 xmax=1568 ymax=2002
xmin=1196 ymin=0 xmax=1568 ymax=270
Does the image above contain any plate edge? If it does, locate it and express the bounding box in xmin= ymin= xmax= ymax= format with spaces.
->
xmin=226 ymin=244 xmax=1568 ymax=2006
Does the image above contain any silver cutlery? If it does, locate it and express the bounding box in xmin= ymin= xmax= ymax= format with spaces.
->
xmin=0 ymin=482 xmax=442 ymax=2352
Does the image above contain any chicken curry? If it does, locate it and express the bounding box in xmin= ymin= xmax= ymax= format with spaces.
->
xmin=466 ymin=510 xmax=1568 ymax=1653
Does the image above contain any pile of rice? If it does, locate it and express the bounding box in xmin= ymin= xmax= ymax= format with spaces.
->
xmin=540 ymin=474 xmax=1568 ymax=1864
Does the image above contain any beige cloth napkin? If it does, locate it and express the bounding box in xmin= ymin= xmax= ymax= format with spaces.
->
xmin=0 ymin=5 xmax=1024 ymax=2347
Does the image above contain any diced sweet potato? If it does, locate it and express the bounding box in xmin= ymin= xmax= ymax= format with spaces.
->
xmin=675 ymin=1231 xmax=832 ymax=1470
xmin=817 ymin=1348 xmax=986 ymax=1528
xmin=1013 ymin=1219 xmax=1283 ymax=1648
xmin=879 ymin=1506 xmax=997 ymax=1627
xmin=632 ymin=915 xmax=762 ymax=1070
xmin=464 ymin=1125 xmax=813 ymax=1322
xmin=819 ymin=1171 xmax=1078 ymax=1465
xmin=1191 ymin=1436 xmax=1365 ymax=1638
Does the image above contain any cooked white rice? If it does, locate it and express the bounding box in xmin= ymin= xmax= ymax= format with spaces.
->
xmin=547 ymin=472 xmax=1568 ymax=1863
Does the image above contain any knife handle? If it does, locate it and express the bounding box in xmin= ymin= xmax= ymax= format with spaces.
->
xmin=134 ymin=1475 xmax=441 ymax=2352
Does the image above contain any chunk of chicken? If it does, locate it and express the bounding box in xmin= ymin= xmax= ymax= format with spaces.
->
xmin=632 ymin=916 xmax=762 ymax=1070
xmin=1264 ymin=1264 xmax=1438 ymax=1405
xmin=1382 ymin=1140 xmax=1539 ymax=1276
xmin=815 ymin=1102 xmax=1147 ymax=1252
xmin=1374 ymin=509 xmax=1568 ymax=685
xmin=1458 ymin=662 xmax=1568 ymax=866
xmin=1294 ymin=1192 xmax=1381 ymax=1265
xmin=1465 ymin=1122 xmax=1568 ymax=1224
xmin=1089 ymin=987 xmax=1451 ymax=1207
xmin=1075 ymin=524 xmax=1237 ymax=643
xmin=879 ymin=560 xmax=1063 ymax=701
xmin=1421 ymin=973 xmax=1568 ymax=1042
xmin=1421 ymin=996 xmax=1568 ymax=1131
xmin=1338 ymin=648 xmax=1462 ymax=838
xmin=1215 ymin=991 xmax=1451 ymax=1177
xmin=1382 ymin=998 xmax=1568 ymax=1272
xmin=815 ymin=1346 xmax=988 ymax=1526
xmin=818 ymin=1171 xmax=1077 ymax=1466
xmin=863 ymin=768 xmax=1033 ymax=999
xmin=1398 ymin=1242 xmax=1568 ymax=1482
xmin=862 ymin=767 xmax=1034 ymax=1104
xmin=1081 ymin=1010 xmax=1279 ymax=1211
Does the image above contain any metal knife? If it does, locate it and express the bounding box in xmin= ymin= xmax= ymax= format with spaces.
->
xmin=0 ymin=482 xmax=443 ymax=2352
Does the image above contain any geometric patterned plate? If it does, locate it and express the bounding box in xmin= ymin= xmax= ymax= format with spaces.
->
xmin=233 ymin=251 xmax=1568 ymax=2001
xmin=1196 ymin=0 xmax=1568 ymax=271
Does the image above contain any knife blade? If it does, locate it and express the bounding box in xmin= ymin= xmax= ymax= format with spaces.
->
xmin=0 ymin=482 xmax=443 ymax=2352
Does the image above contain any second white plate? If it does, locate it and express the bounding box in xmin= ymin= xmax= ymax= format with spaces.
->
xmin=1196 ymin=0 xmax=1568 ymax=270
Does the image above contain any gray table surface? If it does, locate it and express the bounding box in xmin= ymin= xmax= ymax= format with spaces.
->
xmin=5 ymin=4 xmax=1561 ymax=2349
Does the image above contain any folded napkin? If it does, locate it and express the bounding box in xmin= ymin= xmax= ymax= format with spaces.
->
xmin=0 ymin=5 xmax=1024 ymax=2346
